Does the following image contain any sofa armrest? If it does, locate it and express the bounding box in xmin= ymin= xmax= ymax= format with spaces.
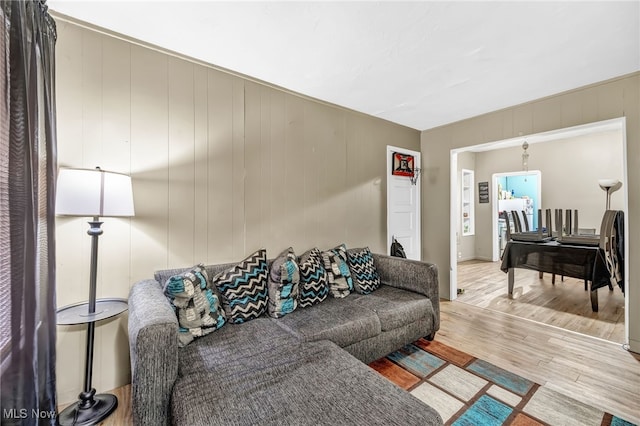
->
xmin=128 ymin=279 xmax=179 ymax=426
xmin=371 ymin=253 xmax=440 ymax=332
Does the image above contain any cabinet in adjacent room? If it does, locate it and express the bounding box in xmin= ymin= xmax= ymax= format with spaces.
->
xmin=461 ymin=169 xmax=474 ymax=236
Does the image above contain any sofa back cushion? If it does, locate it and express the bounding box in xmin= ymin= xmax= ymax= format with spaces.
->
xmin=213 ymin=249 xmax=269 ymax=324
xmin=298 ymin=247 xmax=329 ymax=308
xmin=267 ymin=247 xmax=299 ymax=318
xmin=163 ymin=264 xmax=226 ymax=347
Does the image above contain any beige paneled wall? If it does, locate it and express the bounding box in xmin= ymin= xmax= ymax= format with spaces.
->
xmin=421 ymin=72 xmax=640 ymax=353
xmin=54 ymin=21 xmax=420 ymax=403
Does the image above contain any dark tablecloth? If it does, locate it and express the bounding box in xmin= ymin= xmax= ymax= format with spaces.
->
xmin=500 ymin=240 xmax=612 ymax=291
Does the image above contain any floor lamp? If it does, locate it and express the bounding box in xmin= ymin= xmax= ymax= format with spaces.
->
xmin=598 ymin=178 xmax=622 ymax=210
xmin=55 ymin=167 xmax=135 ymax=426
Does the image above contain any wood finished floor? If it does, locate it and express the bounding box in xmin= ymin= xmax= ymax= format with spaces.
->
xmin=67 ymin=301 xmax=639 ymax=426
xmin=456 ymin=259 xmax=626 ymax=343
xmin=436 ymin=301 xmax=640 ymax=425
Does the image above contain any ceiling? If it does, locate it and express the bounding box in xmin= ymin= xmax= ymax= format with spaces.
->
xmin=48 ymin=1 xmax=640 ymax=131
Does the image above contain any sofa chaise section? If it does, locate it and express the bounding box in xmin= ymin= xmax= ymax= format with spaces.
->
xmin=171 ymin=339 xmax=441 ymax=425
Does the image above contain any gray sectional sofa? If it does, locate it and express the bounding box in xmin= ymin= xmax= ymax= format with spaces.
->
xmin=127 ymin=250 xmax=442 ymax=425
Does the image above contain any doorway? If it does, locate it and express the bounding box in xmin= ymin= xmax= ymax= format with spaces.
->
xmin=492 ymin=170 xmax=542 ymax=261
xmin=449 ymin=118 xmax=629 ymax=344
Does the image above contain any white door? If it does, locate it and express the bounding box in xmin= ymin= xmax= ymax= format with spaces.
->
xmin=387 ymin=146 xmax=421 ymax=261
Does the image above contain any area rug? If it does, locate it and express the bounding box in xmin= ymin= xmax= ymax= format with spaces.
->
xmin=369 ymin=339 xmax=636 ymax=426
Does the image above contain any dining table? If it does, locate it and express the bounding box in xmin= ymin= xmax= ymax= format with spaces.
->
xmin=500 ymin=239 xmax=611 ymax=312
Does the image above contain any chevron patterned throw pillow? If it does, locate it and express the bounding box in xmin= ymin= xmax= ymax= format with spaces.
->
xmin=213 ymin=249 xmax=269 ymax=324
xmin=348 ymin=247 xmax=381 ymax=294
xmin=298 ymin=247 xmax=329 ymax=308
xmin=164 ymin=264 xmax=226 ymax=347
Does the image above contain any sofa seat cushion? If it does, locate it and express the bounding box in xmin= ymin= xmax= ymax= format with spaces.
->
xmin=177 ymin=317 xmax=299 ymax=378
xmin=351 ymin=285 xmax=433 ymax=332
xmin=273 ymin=297 xmax=381 ymax=347
xmin=171 ymin=340 xmax=442 ymax=426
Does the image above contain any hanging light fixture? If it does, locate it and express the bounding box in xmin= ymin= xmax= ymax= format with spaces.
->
xmin=522 ymin=141 xmax=529 ymax=172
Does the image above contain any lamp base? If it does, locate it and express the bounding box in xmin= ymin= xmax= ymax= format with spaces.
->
xmin=58 ymin=393 xmax=117 ymax=426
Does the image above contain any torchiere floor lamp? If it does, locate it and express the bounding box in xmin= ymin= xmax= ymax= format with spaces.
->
xmin=598 ymin=178 xmax=622 ymax=210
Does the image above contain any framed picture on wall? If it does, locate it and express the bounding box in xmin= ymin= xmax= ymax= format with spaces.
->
xmin=392 ymin=152 xmax=415 ymax=177
xmin=478 ymin=181 xmax=489 ymax=203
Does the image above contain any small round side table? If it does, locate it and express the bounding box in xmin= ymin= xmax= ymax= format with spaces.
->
xmin=57 ymin=298 xmax=128 ymax=426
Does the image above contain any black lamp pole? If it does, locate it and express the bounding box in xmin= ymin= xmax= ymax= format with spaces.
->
xmin=58 ymin=218 xmax=118 ymax=426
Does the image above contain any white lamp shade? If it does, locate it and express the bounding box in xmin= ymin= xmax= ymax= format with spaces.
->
xmin=56 ymin=168 xmax=135 ymax=217
xmin=598 ymin=178 xmax=622 ymax=192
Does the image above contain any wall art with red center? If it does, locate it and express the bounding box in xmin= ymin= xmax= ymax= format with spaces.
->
xmin=391 ymin=152 xmax=415 ymax=177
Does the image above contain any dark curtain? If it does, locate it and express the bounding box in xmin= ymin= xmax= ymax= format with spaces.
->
xmin=0 ymin=1 xmax=58 ymax=425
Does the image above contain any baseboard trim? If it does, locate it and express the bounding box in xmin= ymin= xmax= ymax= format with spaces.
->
xmin=457 ymin=256 xmax=493 ymax=263
xmin=474 ymin=256 xmax=493 ymax=262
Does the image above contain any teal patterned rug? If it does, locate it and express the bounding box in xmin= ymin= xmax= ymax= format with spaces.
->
xmin=370 ymin=339 xmax=636 ymax=426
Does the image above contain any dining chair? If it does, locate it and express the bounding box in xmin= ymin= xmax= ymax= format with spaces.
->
xmin=511 ymin=210 xmax=523 ymax=233
xmin=565 ymin=209 xmax=572 ymax=236
xmin=538 ymin=209 xmax=557 ymax=281
xmin=520 ymin=211 xmax=530 ymax=232
xmin=545 ymin=209 xmax=552 ymax=236
xmin=554 ymin=209 xmax=600 ymax=291
xmin=554 ymin=208 xmax=564 ymax=237
xmin=502 ymin=210 xmax=512 ymax=242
